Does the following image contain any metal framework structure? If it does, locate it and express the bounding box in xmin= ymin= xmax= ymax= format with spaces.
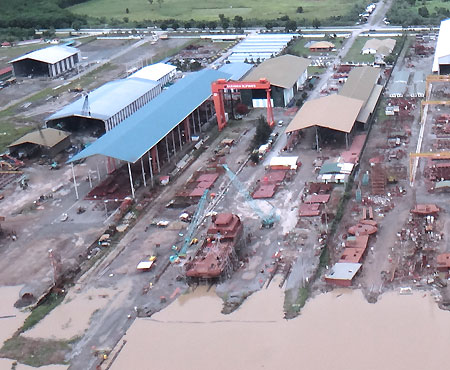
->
xmin=171 ymin=189 xmax=210 ymax=260
xmin=409 ymin=151 xmax=450 ymax=183
xmin=221 ymin=164 xmax=276 ymax=228
xmin=421 ymin=75 xmax=450 ymax=118
xmin=212 ymin=78 xmax=275 ymax=131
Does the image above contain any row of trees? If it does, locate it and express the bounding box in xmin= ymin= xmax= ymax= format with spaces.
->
xmin=388 ymin=0 xmax=450 ymax=25
xmin=0 ymin=0 xmax=87 ymax=30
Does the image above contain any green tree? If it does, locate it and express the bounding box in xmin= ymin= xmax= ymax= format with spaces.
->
xmin=123 ymin=17 xmax=129 ymax=23
xmin=265 ymin=21 xmax=274 ymax=30
xmin=208 ymin=21 xmax=217 ymax=29
xmin=220 ymin=17 xmax=230 ymax=29
xmin=251 ymin=116 xmax=273 ymax=150
xmin=312 ymin=18 xmax=321 ymax=28
xmin=384 ymin=54 xmax=396 ymax=64
xmin=285 ymin=20 xmax=297 ymax=32
xmin=125 ymin=8 xmax=129 ymax=14
xmin=233 ymin=15 xmax=244 ymax=29
xmin=418 ymin=6 xmax=429 ymax=17
xmin=148 ymin=0 xmax=153 ymax=4
xmin=71 ymin=20 xmax=82 ymax=31
xmin=157 ymin=0 xmax=163 ymax=7
xmin=296 ymin=6 xmax=303 ymax=13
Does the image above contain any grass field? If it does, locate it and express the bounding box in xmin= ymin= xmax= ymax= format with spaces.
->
xmin=69 ymin=0 xmax=363 ymax=22
xmin=288 ymin=37 xmax=343 ymax=58
xmin=0 ymin=43 xmax=48 ymax=69
xmin=343 ymin=36 xmax=403 ymax=64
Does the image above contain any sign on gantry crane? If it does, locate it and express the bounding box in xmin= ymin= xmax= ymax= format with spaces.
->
xmin=212 ymin=78 xmax=275 ymax=131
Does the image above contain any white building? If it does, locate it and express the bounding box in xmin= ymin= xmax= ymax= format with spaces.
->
xmin=10 ymin=45 xmax=80 ymax=78
xmin=129 ymin=63 xmax=177 ymax=86
xmin=242 ymin=54 xmax=310 ymax=107
xmin=433 ymin=18 xmax=450 ymax=74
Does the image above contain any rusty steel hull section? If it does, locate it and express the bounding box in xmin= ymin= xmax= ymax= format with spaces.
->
xmin=185 ymin=214 xmax=243 ymax=284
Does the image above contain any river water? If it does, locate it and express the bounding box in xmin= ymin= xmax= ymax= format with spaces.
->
xmin=111 ymin=283 xmax=450 ymax=370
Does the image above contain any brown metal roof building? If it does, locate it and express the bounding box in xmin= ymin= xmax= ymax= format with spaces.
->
xmin=8 ymin=128 xmax=71 ymax=158
xmin=286 ymin=94 xmax=364 ymax=134
xmin=339 ymin=66 xmax=382 ymax=124
xmin=309 ymin=41 xmax=335 ymax=52
xmin=241 ymin=54 xmax=311 ymax=107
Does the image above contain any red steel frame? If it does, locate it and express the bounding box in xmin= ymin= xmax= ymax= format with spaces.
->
xmin=212 ymin=78 xmax=275 ymax=131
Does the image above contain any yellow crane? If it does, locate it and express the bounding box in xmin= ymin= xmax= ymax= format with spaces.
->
xmin=409 ymin=151 xmax=450 ymax=183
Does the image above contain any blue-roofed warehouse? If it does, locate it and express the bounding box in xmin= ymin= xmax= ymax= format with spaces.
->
xmin=69 ymin=69 xmax=230 ymax=198
xmin=46 ymin=77 xmax=161 ymax=136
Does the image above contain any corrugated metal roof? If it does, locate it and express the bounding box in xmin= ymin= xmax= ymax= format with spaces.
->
xmin=390 ymin=81 xmax=407 ymax=95
xmin=227 ymin=33 xmax=295 ymax=63
xmin=433 ymin=18 xmax=450 ymax=72
xmin=413 ymin=71 xmax=425 ymax=83
xmin=243 ymin=55 xmax=310 ymax=89
xmin=393 ymin=70 xmax=410 ymax=83
xmin=9 ymin=128 xmax=70 ymax=148
xmin=309 ymin=41 xmax=335 ymax=49
xmin=415 ymin=81 xmax=426 ymax=95
xmin=0 ymin=66 xmax=12 ymax=75
xmin=218 ymin=62 xmax=253 ymax=80
xmin=10 ymin=45 xmax=79 ymax=65
xmin=128 ymin=63 xmax=176 ymax=81
xmin=356 ymin=84 xmax=383 ymax=123
xmin=362 ymin=38 xmax=396 ymax=53
xmin=339 ymin=66 xmax=380 ymax=104
xmin=68 ymin=69 xmax=230 ymax=164
xmin=325 ymin=262 xmax=362 ymax=281
xmin=46 ymin=77 xmax=160 ymax=122
xmin=227 ymin=53 xmax=275 ymax=63
xmin=286 ymin=94 xmax=364 ymax=134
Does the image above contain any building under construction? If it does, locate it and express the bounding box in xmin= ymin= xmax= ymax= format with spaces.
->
xmin=185 ymin=213 xmax=244 ymax=284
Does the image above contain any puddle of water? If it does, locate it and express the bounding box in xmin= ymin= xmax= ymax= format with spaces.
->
xmin=0 ymin=286 xmax=27 ymax=346
xmin=111 ymin=283 xmax=450 ymax=370
xmin=0 ymin=359 xmax=68 ymax=370
xmin=24 ymin=287 xmax=112 ymax=341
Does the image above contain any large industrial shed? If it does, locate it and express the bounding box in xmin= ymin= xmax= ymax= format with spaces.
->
xmin=339 ymin=66 xmax=382 ymax=125
xmin=226 ymin=34 xmax=295 ymax=63
xmin=8 ymin=128 xmax=71 ymax=158
xmin=433 ymin=18 xmax=450 ymax=74
xmin=10 ymin=45 xmax=80 ymax=78
xmin=128 ymin=63 xmax=176 ymax=86
xmin=46 ymin=77 xmax=161 ymax=135
xmin=241 ymin=55 xmax=311 ymax=108
xmin=285 ymin=94 xmax=364 ymax=148
xmin=68 ymin=69 xmax=230 ymax=198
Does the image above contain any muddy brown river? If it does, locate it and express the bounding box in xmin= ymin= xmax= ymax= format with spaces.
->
xmin=110 ymin=282 xmax=450 ymax=370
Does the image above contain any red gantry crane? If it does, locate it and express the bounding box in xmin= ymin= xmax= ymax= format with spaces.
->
xmin=212 ymin=78 xmax=275 ymax=131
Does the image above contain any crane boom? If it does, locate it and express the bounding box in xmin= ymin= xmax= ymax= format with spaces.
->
xmin=173 ymin=189 xmax=209 ymax=260
xmin=221 ymin=164 xmax=276 ymax=228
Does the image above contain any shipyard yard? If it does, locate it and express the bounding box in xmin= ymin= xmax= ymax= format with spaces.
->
xmin=3 ymin=0 xmax=450 ymax=368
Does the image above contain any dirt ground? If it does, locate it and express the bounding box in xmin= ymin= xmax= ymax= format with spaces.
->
xmin=6 ymin=6 xmax=447 ymax=368
xmin=326 ymin=34 xmax=445 ymax=303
